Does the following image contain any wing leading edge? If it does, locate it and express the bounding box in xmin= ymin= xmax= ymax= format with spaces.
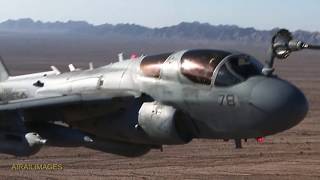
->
xmin=0 ymin=93 xmax=136 ymax=111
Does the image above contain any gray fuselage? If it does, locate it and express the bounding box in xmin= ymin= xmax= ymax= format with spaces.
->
xmin=0 ymin=49 xmax=308 ymax=146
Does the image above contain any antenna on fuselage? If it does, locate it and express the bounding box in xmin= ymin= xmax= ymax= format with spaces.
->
xmin=50 ymin=66 xmax=61 ymax=75
xmin=118 ymin=53 xmax=124 ymax=62
xmin=68 ymin=64 xmax=81 ymax=72
xmin=89 ymin=62 xmax=94 ymax=70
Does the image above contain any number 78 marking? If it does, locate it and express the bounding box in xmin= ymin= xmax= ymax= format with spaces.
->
xmin=219 ymin=94 xmax=237 ymax=107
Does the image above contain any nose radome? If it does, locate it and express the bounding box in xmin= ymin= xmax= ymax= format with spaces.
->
xmin=250 ymin=78 xmax=308 ymax=133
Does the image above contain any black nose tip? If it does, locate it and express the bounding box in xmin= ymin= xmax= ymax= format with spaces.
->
xmin=251 ymin=78 xmax=308 ymax=133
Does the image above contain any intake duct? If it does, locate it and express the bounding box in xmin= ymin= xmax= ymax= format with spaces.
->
xmin=138 ymin=102 xmax=195 ymax=144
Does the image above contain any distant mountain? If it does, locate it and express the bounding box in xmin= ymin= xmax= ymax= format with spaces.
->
xmin=0 ymin=18 xmax=319 ymax=44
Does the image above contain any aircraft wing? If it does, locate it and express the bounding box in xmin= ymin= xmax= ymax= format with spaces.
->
xmin=0 ymin=92 xmax=139 ymax=111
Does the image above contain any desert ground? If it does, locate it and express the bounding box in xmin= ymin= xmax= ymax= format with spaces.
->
xmin=0 ymin=34 xmax=318 ymax=179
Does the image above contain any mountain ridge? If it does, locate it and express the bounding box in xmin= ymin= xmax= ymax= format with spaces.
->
xmin=0 ymin=18 xmax=319 ymax=44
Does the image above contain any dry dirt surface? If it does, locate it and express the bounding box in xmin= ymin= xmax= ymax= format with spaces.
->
xmin=0 ymin=41 xmax=319 ymax=180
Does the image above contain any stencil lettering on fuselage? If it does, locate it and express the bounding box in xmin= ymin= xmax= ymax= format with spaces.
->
xmin=0 ymin=88 xmax=28 ymax=101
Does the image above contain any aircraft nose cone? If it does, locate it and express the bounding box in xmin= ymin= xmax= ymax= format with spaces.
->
xmin=250 ymin=78 xmax=308 ymax=134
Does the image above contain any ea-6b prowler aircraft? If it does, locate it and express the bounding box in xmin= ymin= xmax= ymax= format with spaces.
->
xmin=0 ymin=29 xmax=318 ymax=157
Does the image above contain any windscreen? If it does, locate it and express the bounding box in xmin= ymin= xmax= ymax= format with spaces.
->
xmin=215 ymin=55 xmax=263 ymax=87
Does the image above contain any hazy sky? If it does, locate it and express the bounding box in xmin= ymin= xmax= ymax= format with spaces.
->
xmin=0 ymin=0 xmax=319 ymax=31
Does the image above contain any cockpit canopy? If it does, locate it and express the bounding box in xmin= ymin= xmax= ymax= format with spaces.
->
xmin=140 ymin=53 xmax=172 ymax=78
xmin=140 ymin=49 xmax=263 ymax=87
xmin=180 ymin=50 xmax=263 ymax=86
xmin=181 ymin=50 xmax=230 ymax=85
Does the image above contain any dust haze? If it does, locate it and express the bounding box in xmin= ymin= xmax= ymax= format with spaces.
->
xmin=0 ymin=32 xmax=319 ymax=180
